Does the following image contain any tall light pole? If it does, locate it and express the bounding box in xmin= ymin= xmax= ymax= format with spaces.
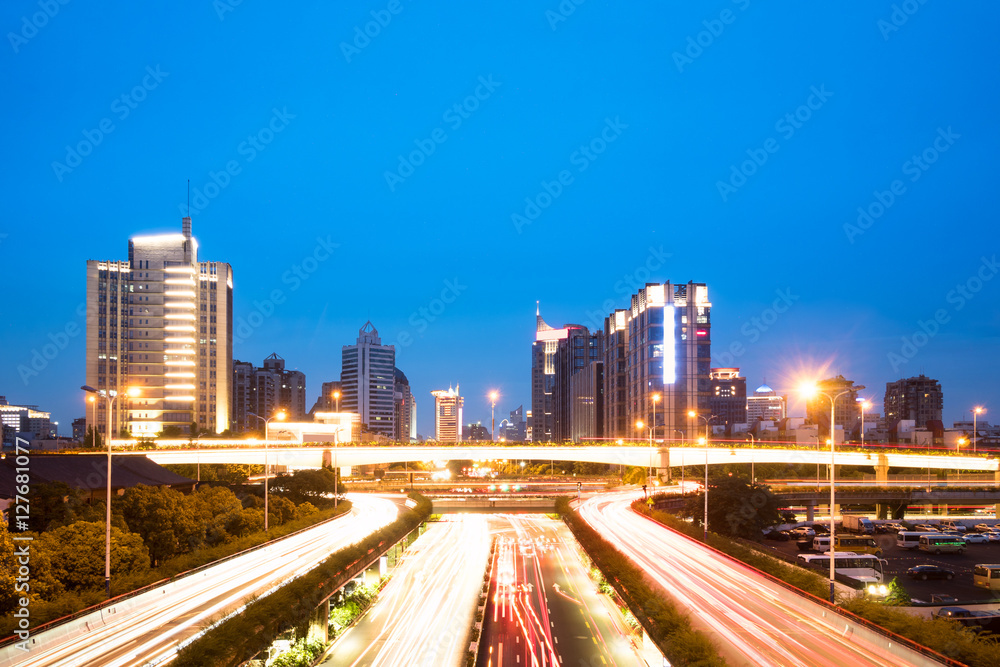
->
xmin=249 ymin=410 xmax=286 ymax=532
xmin=859 ymin=400 xmax=872 ymax=446
xmin=801 ymin=381 xmax=865 ymax=604
xmin=689 ymin=411 xmax=715 ymax=542
xmin=746 ymin=433 xmax=755 ymax=483
xmin=332 ymin=390 xmax=341 ymax=413
xmin=674 ymin=429 xmax=685 ymax=490
xmin=973 ymin=407 xmax=985 ymax=453
xmin=637 ymin=420 xmax=652 ymax=483
xmin=489 ymin=391 xmax=499 ymax=442
xmin=81 ymin=384 xmax=139 ymax=599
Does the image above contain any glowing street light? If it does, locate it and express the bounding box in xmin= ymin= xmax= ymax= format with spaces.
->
xmin=973 ymin=407 xmax=986 ymax=453
xmin=332 ymin=390 xmax=341 ymax=413
xmin=859 ymin=399 xmax=872 ymax=446
xmin=249 ymin=410 xmax=287 ymax=532
xmin=637 ymin=419 xmax=653 ymax=483
xmin=800 ymin=380 xmax=865 ymax=604
xmin=489 ymin=390 xmax=499 ymax=442
xmin=81 ymin=384 xmax=140 ymax=599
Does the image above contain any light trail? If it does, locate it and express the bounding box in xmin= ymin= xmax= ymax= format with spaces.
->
xmin=579 ymin=491 xmax=945 ymax=667
xmin=3 ymin=495 xmax=398 ymax=667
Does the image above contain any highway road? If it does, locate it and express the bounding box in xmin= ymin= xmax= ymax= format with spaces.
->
xmin=478 ymin=515 xmax=649 ymax=667
xmin=579 ymin=491 xmax=945 ymax=667
xmin=321 ymin=514 xmax=491 ymax=667
xmin=1 ymin=495 xmax=398 ymax=667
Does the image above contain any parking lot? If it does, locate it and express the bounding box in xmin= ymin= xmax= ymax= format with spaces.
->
xmin=759 ymin=529 xmax=1000 ymax=604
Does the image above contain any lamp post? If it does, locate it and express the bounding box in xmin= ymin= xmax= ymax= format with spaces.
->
xmin=81 ymin=384 xmax=139 ymax=599
xmin=674 ymin=430 xmax=685 ymax=490
xmin=746 ymin=433 xmax=755 ymax=483
xmin=489 ymin=391 xmax=499 ymax=442
xmin=801 ymin=382 xmax=866 ymax=604
xmin=249 ymin=410 xmax=287 ymax=532
xmin=859 ymin=400 xmax=872 ymax=447
xmin=689 ymin=410 xmax=715 ymax=542
xmin=973 ymin=407 xmax=985 ymax=453
xmin=636 ymin=420 xmax=653 ymax=484
xmin=332 ymin=390 xmax=340 ymax=413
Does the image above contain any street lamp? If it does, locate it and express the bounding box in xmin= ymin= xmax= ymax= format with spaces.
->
xmin=746 ymin=433 xmax=755 ymax=483
xmin=689 ymin=410 xmax=715 ymax=542
xmin=860 ymin=400 xmax=872 ymax=446
xmin=973 ymin=407 xmax=986 ymax=453
xmin=636 ymin=420 xmax=653 ymax=483
xmin=81 ymin=384 xmax=140 ymax=599
xmin=249 ymin=410 xmax=287 ymax=532
xmin=800 ymin=381 xmax=866 ymax=603
xmin=489 ymin=391 xmax=499 ymax=442
xmin=674 ymin=430 xmax=685 ymax=490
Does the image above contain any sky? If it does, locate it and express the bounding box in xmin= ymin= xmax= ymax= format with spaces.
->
xmin=2 ymin=2 xmax=998 ymax=436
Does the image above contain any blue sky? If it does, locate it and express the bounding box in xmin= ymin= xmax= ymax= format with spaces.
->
xmin=2 ymin=1 xmax=998 ymax=435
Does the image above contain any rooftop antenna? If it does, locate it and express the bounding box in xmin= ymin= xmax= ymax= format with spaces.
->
xmin=187 ymin=179 xmax=190 ymax=216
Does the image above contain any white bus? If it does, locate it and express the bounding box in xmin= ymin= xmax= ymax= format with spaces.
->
xmin=973 ymin=564 xmax=1000 ymax=591
xmin=896 ymin=531 xmax=939 ymax=550
xmin=797 ymin=553 xmax=887 ymax=584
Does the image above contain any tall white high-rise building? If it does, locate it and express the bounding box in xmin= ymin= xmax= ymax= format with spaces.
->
xmin=341 ymin=321 xmax=395 ymax=438
xmin=432 ymin=385 xmax=463 ymax=442
xmin=85 ymin=217 xmax=232 ymax=438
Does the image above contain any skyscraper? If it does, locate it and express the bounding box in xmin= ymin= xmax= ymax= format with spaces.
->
xmin=602 ymin=282 xmax=712 ymax=441
xmin=341 ymin=321 xmax=395 ymax=438
xmin=805 ymin=375 xmax=860 ymax=440
xmin=746 ymin=382 xmax=785 ymax=424
xmin=708 ymin=368 xmax=747 ymax=432
xmin=884 ymin=375 xmax=943 ymax=429
xmin=231 ymin=353 xmax=307 ymax=432
xmin=394 ymin=367 xmax=417 ymax=442
xmin=432 ymin=385 xmax=463 ymax=442
xmin=85 ymin=217 xmax=232 ymax=437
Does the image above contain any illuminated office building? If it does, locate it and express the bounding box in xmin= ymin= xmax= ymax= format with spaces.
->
xmin=746 ymin=382 xmax=786 ymax=424
xmin=432 ymin=385 xmax=463 ymax=442
xmin=884 ymin=375 xmax=943 ymax=429
xmin=85 ymin=217 xmax=232 ymax=438
xmin=341 ymin=321 xmax=395 ymax=438
xmin=708 ymin=368 xmax=747 ymax=431
xmin=602 ymin=282 xmax=711 ymax=441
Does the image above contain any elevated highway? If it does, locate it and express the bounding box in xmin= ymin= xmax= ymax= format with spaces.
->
xmin=111 ymin=444 xmax=1000 ymax=480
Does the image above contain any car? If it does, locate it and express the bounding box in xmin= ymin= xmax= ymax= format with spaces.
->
xmin=764 ymin=529 xmax=791 ymax=541
xmin=883 ymin=522 xmax=904 ymax=533
xmin=811 ymin=523 xmax=830 ymax=534
xmin=974 ymin=524 xmax=996 ymax=533
xmin=963 ymin=533 xmax=989 ymax=544
xmin=914 ymin=524 xmax=940 ymax=532
xmin=789 ymin=526 xmax=816 ymax=537
xmin=906 ymin=564 xmax=955 ymax=581
xmin=986 ymin=532 xmax=1000 ymax=543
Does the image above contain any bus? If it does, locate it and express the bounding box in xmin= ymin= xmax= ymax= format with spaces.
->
xmin=833 ymin=535 xmax=883 ymax=556
xmin=797 ymin=553 xmax=887 ymax=584
xmin=897 ymin=531 xmax=939 ymax=550
xmin=919 ymin=534 xmax=966 ymax=555
xmin=973 ymin=564 xmax=1000 ymax=591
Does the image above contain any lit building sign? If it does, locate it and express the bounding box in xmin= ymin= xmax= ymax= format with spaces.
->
xmin=663 ymin=305 xmax=676 ymax=384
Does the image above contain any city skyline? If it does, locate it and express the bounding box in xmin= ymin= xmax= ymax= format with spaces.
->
xmin=3 ymin=3 xmax=998 ymax=434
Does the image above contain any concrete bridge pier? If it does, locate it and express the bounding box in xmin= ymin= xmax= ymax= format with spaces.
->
xmin=657 ymin=448 xmax=671 ymax=483
xmin=307 ymin=598 xmax=330 ymax=643
xmin=806 ymin=501 xmax=816 ymax=522
xmin=875 ymin=454 xmax=890 ymax=520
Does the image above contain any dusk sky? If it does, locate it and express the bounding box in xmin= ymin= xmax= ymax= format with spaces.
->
xmin=3 ymin=2 xmax=998 ymax=435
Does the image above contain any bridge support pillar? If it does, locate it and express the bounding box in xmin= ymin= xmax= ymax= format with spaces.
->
xmin=657 ymin=448 xmax=671 ymax=483
xmin=322 ymin=450 xmax=333 ymax=468
xmin=307 ymin=598 xmax=329 ymax=644
xmin=875 ymin=454 xmax=890 ymax=484
xmin=806 ymin=501 xmax=815 ymax=522
xmin=939 ymin=503 xmax=948 ymax=516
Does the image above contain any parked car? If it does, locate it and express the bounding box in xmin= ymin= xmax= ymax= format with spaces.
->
xmin=884 ymin=522 xmax=904 ymax=533
xmin=942 ymin=521 xmax=968 ymax=533
xmin=811 ymin=523 xmax=830 ymax=534
xmin=789 ymin=526 xmax=816 ymax=538
xmin=914 ymin=524 xmax=940 ymax=532
xmin=963 ymin=533 xmax=989 ymax=544
xmin=764 ymin=529 xmax=791 ymax=541
xmin=985 ymin=532 xmax=1000 ymax=543
xmin=974 ymin=524 xmax=996 ymax=533
xmin=906 ymin=564 xmax=955 ymax=581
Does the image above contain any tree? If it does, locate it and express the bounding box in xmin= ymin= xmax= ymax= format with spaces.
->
xmin=187 ymin=486 xmax=244 ymax=546
xmin=84 ymin=425 xmax=102 ymax=449
xmin=271 ymin=469 xmax=340 ymax=506
xmin=680 ymin=476 xmax=782 ymax=540
xmin=36 ymin=521 xmax=149 ymax=593
xmin=117 ymin=485 xmax=204 ymax=565
xmin=0 ymin=520 xmax=16 ymax=614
